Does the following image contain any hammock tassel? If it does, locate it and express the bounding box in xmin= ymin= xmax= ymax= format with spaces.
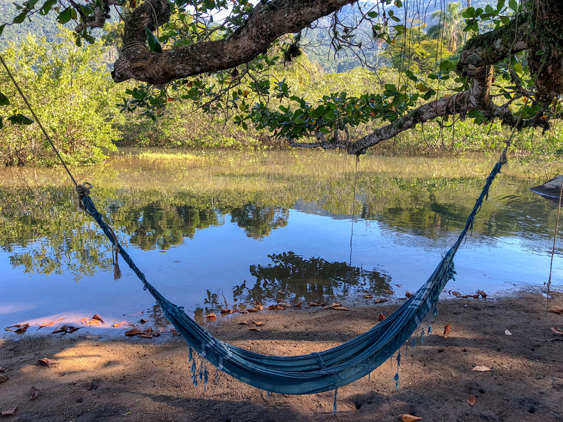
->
xmin=333 ymin=389 xmax=338 ymax=415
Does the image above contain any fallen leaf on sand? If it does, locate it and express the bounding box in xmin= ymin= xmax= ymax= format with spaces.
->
xmin=38 ymin=320 xmax=57 ymax=329
xmin=385 ymin=289 xmax=395 ymax=295
xmin=5 ymin=323 xmax=28 ymax=330
xmin=125 ymin=329 xmax=141 ymax=337
xmin=309 ymin=302 xmax=322 ymax=307
xmin=92 ymin=314 xmax=105 ymax=324
xmin=79 ymin=318 xmax=90 ymax=324
xmin=548 ymin=309 xmax=563 ymax=315
xmin=28 ymin=386 xmax=40 ymax=400
xmin=249 ymin=328 xmax=261 ymax=332
xmin=467 ymin=395 xmax=476 ymax=406
xmin=52 ymin=325 xmax=81 ymax=334
xmin=294 ymin=302 xmax=302 ymax=308
xmin=268 ymin=304 xmax=286 ymax=311
xmin=221 ymin=309 xmax=233 ymax=314
xmin=112 ymin=321 xmax=132 ymax=328
xmin=472 ymin=366 xmax=491 ymax=372
xmin=254 ymin=304 xmax=264 ymax=311
xmin=444 ymin=324 xmax=451 ymax=338
xmin=139 ymin=319 xmax=148 ymax=324
xmin=14 ymin=324 xmax=30 ymax=334
xmin=551 ymin=327 xmax=563 ymax=335
xmin=0 ymin=366 xmax=6 ymax=373
xmin=37 ymin=358 xmax=54 ymax=368
xmin=252 ymin=321 xmax=264 ymax=327
xmin=1 ymin=405 xmax=18 ymax=416
xmin=378 ymin=313 xmax=386 ymax=321
xmin=332 ymin=306 xmax=351 ymax=311
xmin=206 ymin=313 xmax=217 ymax=320
xmin=452 ymin=291 xmax=462 ymax=298
xmin=0 ymin=375 xmax=7 ymax=383
xmin=477 ymin=290 xmax=487 ymax=298
xmin=405 ymin=291 xmax=413 ymax=298
xmin=363 ymin=295 xmax=373 ymax=298
xmin=400 ymin=415 xmax=423 ymax=422
xmin=238 ymin=321 xmax=249 ymax=325
xmin=247 ymin=308 xmax=259 ymax=313
xmin=375 ymin=298 xmax=388 ymax=304
xmin=277 ymin=290 xmax=285 ymax=295
xmin=505 ymin=329 xmax=512 ymax=336
xmin=171 ymin=329 xmax=180 ymax=336
xmin=139 ymin=333 xmax=153 ymax=338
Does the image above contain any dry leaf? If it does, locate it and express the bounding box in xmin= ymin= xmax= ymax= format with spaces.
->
xmin=4 ymin=323 xmax=28 ymax=331
xmin=551 ymin=326 xmax=563 ymax=335
xmin=112 ymin=321 xmax=132 ymax=328
xmin=309 ymin=302 xmax=322 ymax=307
xmin=375 ymin=298 xmax=388 ymax=304
xmin=38 ymin=320 xmax=56 ymax=329
xmin=92 ymin=314 xmax=105 ymax=324
xmin=79 ymin=318 xmax=90 ymax=324
xmin=332 ymin=306 xmax=351 ymax=311
xmin=452 ymin=291 xmax=462 ymax=298
xmin=37 ymin=358 xmax=54 ymax=368
xmin=467 ymin=395 xmax=476 ymax=406
xmin=28 ymin=386 xmax=40 ymax=400
xmin=0 ymin=366 xmax=6 ymax=373
xmin=139 ymin=333 xmax=153 ymax=338
xmin=238 ymin=321 xmax=249 ymax=325
xmin=400 ymin=415 xmax=423 ymax=422
xmin=14 ymin=323 xmax=30 ymax=334
xmin=472 ymin=366 xmax=491 ymax=372
xmin=277 ymin=290 xmax=285 ymax=295
xmin=87 ymin=319 xmax=101 ymax=326
xmin=378 ymin=313 xmax=386 ymax=321
xmin=477 ymin=290 xmax=487 ymax=298
xmin=405 ymin=291 xmax=413 ymax=298
xmin=140 ymin=319 xmax=148 ymax=324
xmin=505 ymin=329 xmax=512 ymax=336
xmin=254 ymin=304 xmax=264 ymax=311
xmin=1 ymin=404 xmax=18 ymax=416
xmin=52 ymin=325 xmax=80 ymax=334
xmin=294 ymin=302 xmax=302 ymax=308
xmin=0 ymin=375 xmax=7 ymax=383
xmin=444 ymin=324 xmax=451 ymax=338
xmin=206 ymin=313 xmax=217 ymax=320
xmin=548 ymin=309 xmax=563 ymax=315
xmin=385 ymin=289 xmax=395 ymax=295
xmin=252 ymin=321 xmax=264 ymax=327
xmin=125 ymin=329 xmax=141 ymax=337
xmin=247 ymin=308 xmax=259 ymax=313
xmin=221 ymin=309 xmax=233 ymax=314
xmin=249 ymin=328 xmax=261 ymax=332
xmin=363 ymin=295 xmax=373 ymax=298
xmin=171 ymin=329 xmax=180 ymax=336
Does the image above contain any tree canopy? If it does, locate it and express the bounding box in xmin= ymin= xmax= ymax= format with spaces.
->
xmin=1 ymin=0 xmax=563 ymax=157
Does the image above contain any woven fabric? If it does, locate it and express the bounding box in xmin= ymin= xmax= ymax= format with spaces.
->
xmin=80 ymin=161 xmax=503 ymax=395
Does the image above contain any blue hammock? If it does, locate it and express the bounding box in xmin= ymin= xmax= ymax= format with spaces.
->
xmin=78 ymin=160 xmax=503 ymax=396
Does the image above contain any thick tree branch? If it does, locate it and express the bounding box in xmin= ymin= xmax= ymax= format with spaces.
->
xmin=112 ymin=0 xmax=356 ymax=84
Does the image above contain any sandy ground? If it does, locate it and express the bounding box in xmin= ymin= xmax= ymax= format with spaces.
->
xmin=1 ymin=292 xmax=563 ymax=422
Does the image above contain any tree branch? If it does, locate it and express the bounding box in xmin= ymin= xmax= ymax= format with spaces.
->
xmin=112 ymin=0 xmax=356 ymax=84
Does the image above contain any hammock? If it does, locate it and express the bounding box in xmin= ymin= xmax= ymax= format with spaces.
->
xmin=77 ymin=158 xmax=504 ymax=396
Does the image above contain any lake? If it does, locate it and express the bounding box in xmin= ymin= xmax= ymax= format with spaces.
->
xmin=1 ymin=150 xmax=561 ymax=334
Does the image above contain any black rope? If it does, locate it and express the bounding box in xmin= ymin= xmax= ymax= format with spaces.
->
xmin=0 ymin=53 xmax=78 ymax=187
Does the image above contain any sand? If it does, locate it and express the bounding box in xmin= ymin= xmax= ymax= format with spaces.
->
xmin=1 ymin=291 xmax=563 ymax=422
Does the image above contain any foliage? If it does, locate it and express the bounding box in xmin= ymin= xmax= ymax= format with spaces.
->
xmin=427 ymin=2 xmax=466 ymax=53
xmin=0 ymin=28 xmax=122 ymax=166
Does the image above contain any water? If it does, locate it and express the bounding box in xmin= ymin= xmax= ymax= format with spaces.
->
xmin=0 ymin=150 xmax=561 ymax=334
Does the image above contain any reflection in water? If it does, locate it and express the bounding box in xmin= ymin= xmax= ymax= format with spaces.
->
xmin=192 ymin=252 xmax=391 ymax=322
xmin=0 ymin=151 xmax=562 ymax=328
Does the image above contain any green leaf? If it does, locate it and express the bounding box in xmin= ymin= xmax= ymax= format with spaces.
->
xmin=145 ymin=28 xmax=163 ymax=53
xmin=8 ymin=114 xmax=34 ymax=125
xmin=509 ymin=0 xmax=518 ymax=12
xmin=57 ymin=8 xmax=72 ymax=24
xmin=367 ymin=11 xmax=378 ymax=18
xmin=13 ymin=10 xmax=28 ymax=24
xmin=0 ymin=91 xmax=9 ymax=106
xmin=0 ymin=24 xmax=5 ymax=36
xmin=40 ymin=0 xmax=56 ymax=15
xmin=463 ymin=7 xmax=475 ymax=18
xmin=384 ymin=84 xmax=397 ymax=92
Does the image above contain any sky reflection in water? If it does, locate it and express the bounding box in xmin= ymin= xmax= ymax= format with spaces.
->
xmin=0 ymin=151 xmax=561 ymax=332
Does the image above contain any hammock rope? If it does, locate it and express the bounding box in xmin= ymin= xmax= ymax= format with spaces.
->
xmin=1 ymin=50 xmax=507 ymax=397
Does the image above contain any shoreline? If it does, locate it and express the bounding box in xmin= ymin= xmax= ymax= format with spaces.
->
xmin=1 ymin=291 xmax=563 ymax=421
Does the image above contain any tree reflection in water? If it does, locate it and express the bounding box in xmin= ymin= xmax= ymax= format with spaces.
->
xmin=193 ymin=252 xmax=391 ymax=322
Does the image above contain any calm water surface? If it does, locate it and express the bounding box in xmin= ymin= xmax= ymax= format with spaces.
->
xmin=1 ymin=150 xmax=561 ymax=334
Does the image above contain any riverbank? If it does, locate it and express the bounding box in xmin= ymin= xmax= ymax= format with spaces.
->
xmin=1 ymin=292 xmax=562 ymax=421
